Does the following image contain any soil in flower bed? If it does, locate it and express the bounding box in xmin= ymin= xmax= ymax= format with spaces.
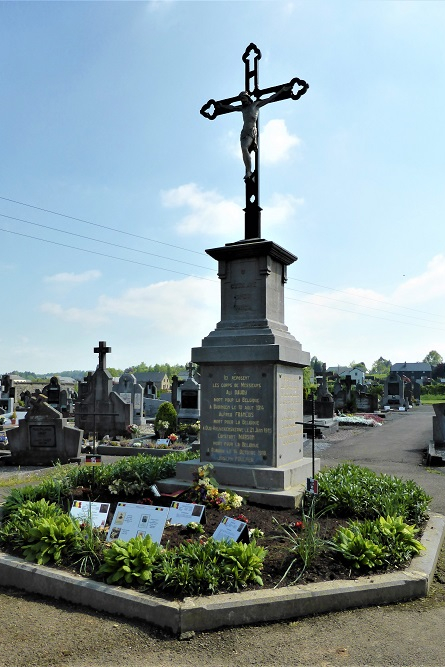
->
xmin=160 ymin=500 xmax=356 ymax=589
xmin=87 ymin=492 xmax=380 ymax=590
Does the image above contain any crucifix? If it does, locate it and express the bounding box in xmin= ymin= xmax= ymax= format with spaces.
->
xmin=94 ymin=341 xmax=111 ymax=370
xmin=200 ymin=43 xmax=309 ymax=240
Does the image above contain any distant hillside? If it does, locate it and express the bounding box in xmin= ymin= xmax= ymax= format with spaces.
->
xmin=4 ymin=370 xmax=87 ymax=381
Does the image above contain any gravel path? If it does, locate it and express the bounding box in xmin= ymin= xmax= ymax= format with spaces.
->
xmin=1 ymin=408 xmax=445 ymax=667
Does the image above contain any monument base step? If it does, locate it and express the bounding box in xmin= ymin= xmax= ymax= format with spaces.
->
xmin=158 ymin=456 xmax=320 ymax=509
xmin=157 ymin=477 xmax=306 ymax=509
xmin=174 ymin=457 xmax=320 ymax=491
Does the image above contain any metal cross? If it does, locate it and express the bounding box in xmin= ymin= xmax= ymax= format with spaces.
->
xmin=200 ymin=43 xmax=309 ymax=240
xmin=94 ymin=341 xmax=111 ymax=370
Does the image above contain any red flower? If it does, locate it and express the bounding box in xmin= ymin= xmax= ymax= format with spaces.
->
xmin=235 ymin=514 xmax=249 ymax=523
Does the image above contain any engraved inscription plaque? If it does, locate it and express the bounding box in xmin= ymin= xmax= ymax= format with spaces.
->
xmin=29 ymin=425 xmax=57 ymax=448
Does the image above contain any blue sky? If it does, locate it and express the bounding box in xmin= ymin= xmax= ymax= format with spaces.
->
xmin=1 ymin=0 xmax=445 ymax=374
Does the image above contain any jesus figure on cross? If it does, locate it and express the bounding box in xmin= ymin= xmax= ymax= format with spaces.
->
xmin=216 ymin=85 xmax=292 ymax=180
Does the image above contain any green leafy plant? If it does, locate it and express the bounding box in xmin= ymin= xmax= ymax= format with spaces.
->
xmin=331 ymin=515 xmax=425 ymax=570
xmin=21 ymin=514 xmax=80 ymax=565
xmin=219 ymin=539 xmax=266 ymax=590
xmin=314 ymin=463 xmax=430 ymax=524
xmin=97 ymin=535 xmax=163 ymax=585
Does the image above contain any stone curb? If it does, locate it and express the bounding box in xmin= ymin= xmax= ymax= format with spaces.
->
xmin=0 ymin=514 xmax=443 ymax=636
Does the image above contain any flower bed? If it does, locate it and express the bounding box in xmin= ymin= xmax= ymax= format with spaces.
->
xmin=0 ymin=460 xmax=431 ymax=599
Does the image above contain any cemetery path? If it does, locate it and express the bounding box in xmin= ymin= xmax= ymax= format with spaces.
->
xmin=1 ymin=404 xmax=445 ymax=667
xmin=319 ymin=404 xmax=445 ymax=514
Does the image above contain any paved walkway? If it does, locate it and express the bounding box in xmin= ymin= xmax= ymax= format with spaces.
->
xmin=315 ymin=405 xmax=445 ymax=513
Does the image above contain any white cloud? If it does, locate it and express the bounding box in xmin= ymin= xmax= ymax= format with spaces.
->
xmin=161 ymin=183 xmax=243 ymax=236
xmin=40 ymin=302 xmax=109 ymax=326
xmin=161 ymin=183 xmax=302 ymax=236
xmin=43 ymin=270 xmax=101 ymax=285
xmin=40 ymin=275 xmax=220 ymax=343
xmin=261 ymin=119 xmax=301 ymax=165
xmin=263 ymin=193 xmax=304 ymax=228
xmin=393 ymin=255 xmax=445 ymax=305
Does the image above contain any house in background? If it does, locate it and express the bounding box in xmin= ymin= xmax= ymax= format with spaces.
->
xmin=391 ymin=362 xmax=432 ymax=385
xmin=327 ymin=366 xmax=366 ymax=385
xmin=133 ymin=372 xmax=171 ymax=394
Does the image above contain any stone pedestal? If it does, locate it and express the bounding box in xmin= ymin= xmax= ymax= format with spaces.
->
xmin=7 ymin=399 xmax=83 ymax=465
xmin=163 ymin=239 xmax=319 ymax=508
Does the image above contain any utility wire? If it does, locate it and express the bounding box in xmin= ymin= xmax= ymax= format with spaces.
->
xmin=0 ymin=227 xmax=217 ymax=283
xmin=287 ymin=276 xmax=441 ymax=319
xmin=285 ymin=294 xmax=445 ymax=332
xmin=287 ymin=286 xmax=443 ymax=325
xmin=0 ymin=213 xmax=214 ymax=273
xmin=1 ymin=194 xmax=443 ymax=323
xmin=0 ymin=194 xmax=204 ymax=256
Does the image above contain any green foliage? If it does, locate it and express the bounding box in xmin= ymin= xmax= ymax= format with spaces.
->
xmin=97 ymin=536 xmax=266 ymax=596
xmin=315 ymin=463 xmax=430 ymax=525
xmin=349 ymin=360 xmax=367 ymax=372
xmin=62 ymin=450 xmax=195 ymax=498
xmin=423 ymin=350 xmax=443 ymax=367
xmin=332 ymin=515 xmax=425 ymax=570
xmin=97 ymin=535 xmax=163 ymax=585
xmin=370 ymin=357 xmax=391 ymax=375
xmin=219 ymin=540 xmax=266 ymax=590
xmin=21 ymin=514 xmax=79 ymax=565
xmin=154 ymin=401 xmax=177 ymax=435
xmin=310 ymin=356 xmax=324 ymax=373
xmin=1 ymin=478 xmax=69 ymax=520
xmin=0 ymin=499 xmax=64 ymax=550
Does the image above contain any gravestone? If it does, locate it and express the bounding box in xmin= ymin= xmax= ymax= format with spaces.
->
xmin=0 ymin=374 xmax=14 ymax=413
xmin=315 ymin=364 xmax=334 ymax=418
xmin=7 ymin=395 xmax=83 ymax=465
xmin=42 ymin=376 xmax=61 ymax=409
xmin=113 ymin=373 xmax=144 ymax=426
xmin=355 ymin=386 xmax=379 ymax=413
xmin=177 ymin=362 xmax=200 ymax=426
xmin=333 ymin=379 xmax=346 ymax=411
xmin=432 ymin=404 xmax=445 ymax=445
xmin=381 ymin=371 xmax=404 ymax=408
xmin=74 ymin=342 xmax=130 ymax=438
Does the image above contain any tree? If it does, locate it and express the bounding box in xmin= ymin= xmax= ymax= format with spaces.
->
xmin=310 ymin=356 xmax=324 ymax=374
xmin=349 ymin=361 xmax=367 ymax=373
xmin=107 ymin=367 xmax=123 ymax=377
xmin=370 ymin=357 xmax=391 ymax=375
xmin=423 ymin=350 xmax=443 ymax=368
xmin=432 ymin=363 xmax=445 ymax=380
xmin=154 ymin=401 xmax=177 ymax=436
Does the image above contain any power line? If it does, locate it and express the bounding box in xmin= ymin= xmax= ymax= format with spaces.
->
xmin=0 ymin=227 xmax=218 ymax=283
xmin=287 ymin=276 xmax=442 ymax=319
xmin=1 ymin=194 xmax=443 ymax=327
xmin=286 ymin=294 xmax=445 ymax=332
xmin=0 ymin=194 xmax=205 ymax=256
xmin=0 ymin=213 xmax=214 ymax=273
xmin=287 ymin=286 xmax=444 ymax=326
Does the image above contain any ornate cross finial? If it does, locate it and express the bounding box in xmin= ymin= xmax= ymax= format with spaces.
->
xmin=94 ymin=341 xmax=111 ymax=370
xmin=200 ymin=43 xmax=309 ymax=240
xmin=186 ymin=361 xmax=194 ymax=378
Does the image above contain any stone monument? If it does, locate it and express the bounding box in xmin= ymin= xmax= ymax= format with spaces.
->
xmin=167 ymin=44 xmax=318 ymax=508
xmin=177 ymin=362 xmax=200 ymax=427
xmin=7 ymin=394 xmax=83 ymax=465
xmin=112 ymin=372 xmax=144 ymax=426
xmin=74 ymin=342 xmax=130 ymax=438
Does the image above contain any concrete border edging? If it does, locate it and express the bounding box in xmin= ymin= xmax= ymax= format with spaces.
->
xmin=0 ymin=514 xmax=443 ymax=635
